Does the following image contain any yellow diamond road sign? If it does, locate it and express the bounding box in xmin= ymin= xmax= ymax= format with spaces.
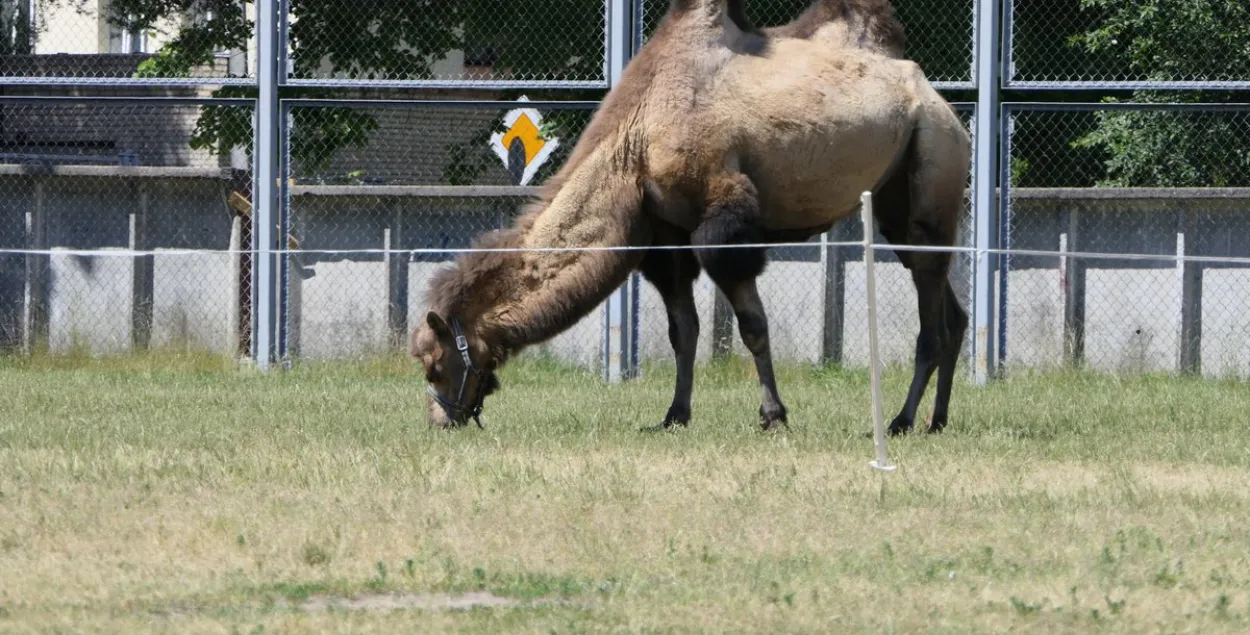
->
xmin=490 ymin=96 xmax=560 ymax=186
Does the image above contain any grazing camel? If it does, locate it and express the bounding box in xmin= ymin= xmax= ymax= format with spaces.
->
xmin=411 ymin=0 xmax=971 ymax=434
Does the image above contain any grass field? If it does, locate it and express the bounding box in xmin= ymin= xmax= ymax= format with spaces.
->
xmin=2 ymin=351 xmax=1250 ymax=633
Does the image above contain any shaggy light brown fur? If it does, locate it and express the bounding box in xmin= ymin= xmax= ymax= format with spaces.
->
xmin=414 ymin=0 xmax=971 ymax=430
xmin=763 ymin=0 xmax=905 ymax=56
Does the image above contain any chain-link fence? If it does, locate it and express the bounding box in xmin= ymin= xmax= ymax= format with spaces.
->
xmin=0 ymin=98 xmax=254 ymax=355
xmin=1006 ymin=0 xmax=1250 ymax=88
xmin=1001 ymin=104 xmax=1250 ymax=378
xmin=281 ymin=101 xmax=598 ymax=360
xmin=5 ymin=0 xmax=1250 ymax=390
xmin=285 ymin=0 xmax=609 ymax=86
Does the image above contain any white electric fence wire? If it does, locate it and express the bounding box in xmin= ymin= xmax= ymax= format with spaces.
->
xmin=5 ymin=245 xmax=1249 ymax=266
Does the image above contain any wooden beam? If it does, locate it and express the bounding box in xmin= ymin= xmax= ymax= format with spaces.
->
xmin=227 ymin=190 xmax=298 ymax=249
xmin=385 ymin=203 xmax=409 ymax=350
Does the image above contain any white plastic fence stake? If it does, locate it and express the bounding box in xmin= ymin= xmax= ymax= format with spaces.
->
xmin=861 ymin=191 xmax=896 ymax=473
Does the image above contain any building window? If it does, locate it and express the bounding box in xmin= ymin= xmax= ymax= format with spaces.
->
xmin=108 ymin=6 xmax=149 ymax=54
xmin=463 ymin=42 xmax=497 ymax=69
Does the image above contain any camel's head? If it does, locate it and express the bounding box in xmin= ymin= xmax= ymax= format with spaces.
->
xmin=411 ymin=311 xmax=500 ymax=428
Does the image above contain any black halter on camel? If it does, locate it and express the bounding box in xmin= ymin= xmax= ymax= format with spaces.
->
xmin=426 ymin=318 xmax=487 ymax=428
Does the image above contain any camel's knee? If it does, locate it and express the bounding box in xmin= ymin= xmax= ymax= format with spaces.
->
xmin=690 ymin=171 xmax=768 ymax=284
xmin=727 ymin=288 xmax=772 ymax=356
xmin=947 ymin=296 xmax=969 ymax=336
xmin=667 ymin=308 xmax=699 ymax=351
xmin=942 ymin=290 xmax=969 ymax=358
xmin=737 ymin=318 xmax=771 ymax=356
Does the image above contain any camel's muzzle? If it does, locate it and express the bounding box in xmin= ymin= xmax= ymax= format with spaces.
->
xmin=426 ymin=318 xmax=486 ymax=428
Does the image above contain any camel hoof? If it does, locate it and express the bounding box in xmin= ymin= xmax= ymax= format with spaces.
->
xmin=639 ymin=423 xmax=681 ymax=433
xmin=926 ymin=414 xmax=948 ymax=434
xmin=430 ymin=419 xmax=468 ymax=430
xmin=759 ymin=405 xmax=788 ymax=432
xmin=887 ymin=414 xmax=914 ymax=436
xmin=760 ymin=418 xmax=788 ymax=432
xmin=640 ymin=418 xmax=688 ymax=433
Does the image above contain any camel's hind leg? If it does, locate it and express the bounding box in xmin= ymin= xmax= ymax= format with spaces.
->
xmin=876 ymin=121 xmax=970 ymax=436
xmin=691 ymin=173 xmax=788 ymax=431
xmin=638 ymin=231 xmax=702 ymax=431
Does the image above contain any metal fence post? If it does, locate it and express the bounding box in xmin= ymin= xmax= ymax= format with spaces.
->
xmin=604 ymin=0 xmax=639 ymax=383
xmin=251 ymin=0 xmax=282 ymax=370
xmin=971 ymin=0 xmax=1001 ymax=385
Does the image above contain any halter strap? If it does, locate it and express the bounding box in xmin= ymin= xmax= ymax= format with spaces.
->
xmin=427 ymin=318 xmax=486 ymax=428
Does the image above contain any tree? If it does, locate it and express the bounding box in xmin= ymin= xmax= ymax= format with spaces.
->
xmin=111 ymin=0 xmax=991 ymax=181
xmin=1 ymin=0 xmax=34 ymax=56
xmin=1068 ymin=0 xmax=1250 ymax=187
xmin=105 ymin=0 xmax=611 ymax=177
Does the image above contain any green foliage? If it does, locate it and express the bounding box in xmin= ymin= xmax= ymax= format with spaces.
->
xmin=121 ymin=0 xmax=252 ymax=77
xmin=103 ymin=0 xmax=1250 ymax=189
xmin=1071 ymin=0 xmax=1250 ymax=82
xmin=1072 ymin=95 xmax=1250 ymax=188
xmin=442 ymin=117 xmax=508 ymax=186
xmin=113 ymin=0 xmax=613 ymax=180
xmin=0 ymin=0 xmax=36 ymax=55
xmin=1067 ymin=0 xmax=1250 ymax=187
xmin=999 ymin=0 xmax=1121 ymax=81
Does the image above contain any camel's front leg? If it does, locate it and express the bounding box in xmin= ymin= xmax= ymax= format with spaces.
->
xmin=690 ymin=172 xmax=788 ymax=431
xmin=723 ymin=278 xmax=788 ymax=430
xmin=638 ymin=248 xmax=701 ymax=431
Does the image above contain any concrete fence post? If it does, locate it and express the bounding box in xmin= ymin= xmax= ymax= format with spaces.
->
xmin=130 ymin=181 xmax=153 ymax=351
xmin=822 ymin=221 xmax=850 ymax=365
xmin=24 ymin=178 xmax=49 ymax=354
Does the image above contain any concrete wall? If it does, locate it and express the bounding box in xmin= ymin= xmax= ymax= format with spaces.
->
xmin=0 ymin=102 xmax=230 ymax=167
xmin=4 ymin=178 xmax=1250 ymax=379
xmin=1001 ymin=196 xmax=1250 ymax=375
xmin=0 ymin=170 xmax=238 ymax=353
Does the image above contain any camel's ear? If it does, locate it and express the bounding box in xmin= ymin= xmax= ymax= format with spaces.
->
xmin=426 ymin=311 xmax=453 ymax=339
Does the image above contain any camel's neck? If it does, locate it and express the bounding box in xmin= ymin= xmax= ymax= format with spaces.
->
xmin=467 ymin=159 xmax=646 ymax=358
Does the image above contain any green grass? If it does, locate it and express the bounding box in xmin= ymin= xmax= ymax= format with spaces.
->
xmin=2 ymin=351 xmax=1249 ymax=633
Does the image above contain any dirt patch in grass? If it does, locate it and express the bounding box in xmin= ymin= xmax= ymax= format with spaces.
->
xmin=289 ymin=591 xmax=521 ymax=613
